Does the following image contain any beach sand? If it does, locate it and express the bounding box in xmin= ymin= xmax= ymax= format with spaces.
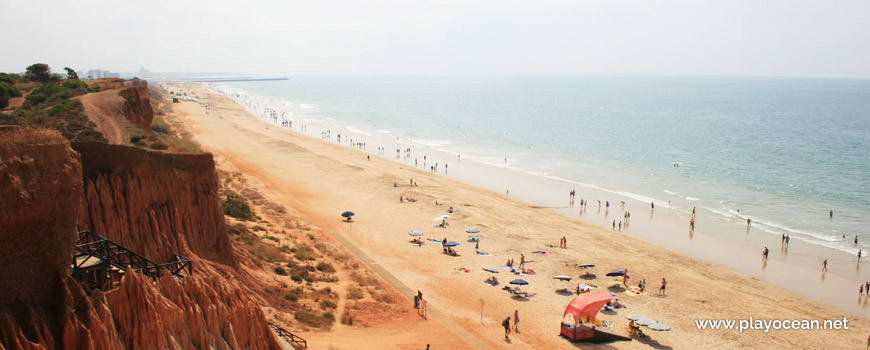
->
xmin=174 ymin=85 xmax=868 ymax=349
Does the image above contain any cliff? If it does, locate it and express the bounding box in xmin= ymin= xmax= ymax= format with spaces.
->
xmin=74 ymin=142 xmax=235 ymax=268
xmin=0 ymin=126 xmax=81 ymax=316
xmin=0 ymin=127 xmax=281 ymax=350
xmin=0 ymin=127 xmax=83 ymax=350
xmin=75 ymin=85 xmax=153 ymax=144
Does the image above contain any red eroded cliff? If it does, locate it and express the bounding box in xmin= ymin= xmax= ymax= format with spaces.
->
xmin=1 ymin=128 xmax=282 ymax=349
xmin=117 ymin=86 xmax=153 ymax=131
xmin=74 ymin=142 xmax=235 ymax=268
xmin=0 ymin=126 xmax=81 ymax=318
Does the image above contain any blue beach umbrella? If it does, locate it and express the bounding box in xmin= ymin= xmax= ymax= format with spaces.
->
xmin=444 ymin=241 xmax=460 ymax=247
xmin=341 ymin=211 xmax=355 ymax=218
xmin=483 ymin=267 xmax=500 ymax=273
xmin=466 ymin=228 xmax=481 ymax=233
xmin=606 ymin=270 xmax=625 ymax=277
xmin=408 ymin=230 xmax=423 ymax=237
xmin=510 ymin=279 xmax=529 ymax=285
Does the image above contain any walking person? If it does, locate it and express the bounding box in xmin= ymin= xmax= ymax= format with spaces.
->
xmin=659 ymin=278 xmax=667 ymax=296
xmin=822 ymin=259 xmax=828 ymax=272
xmin=513 ymin=310 xmax=520 ymax=332
xmin=503 ymin=316 xmax=511 ymax=340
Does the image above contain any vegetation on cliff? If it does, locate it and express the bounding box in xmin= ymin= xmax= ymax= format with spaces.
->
xmin=219 ymin=170 xmax=406 ymax=332
xmin=0 ymin=63 xmax=106 ymax=142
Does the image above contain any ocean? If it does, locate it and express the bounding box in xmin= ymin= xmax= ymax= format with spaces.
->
xmin=211 ymin=75 xmax=870 ymax=259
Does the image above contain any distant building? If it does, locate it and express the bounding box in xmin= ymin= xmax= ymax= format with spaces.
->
xmin=86 ymin=69 xmax=103 ymax=80
xmin=84 ymin=69 xmax=119 ymax=80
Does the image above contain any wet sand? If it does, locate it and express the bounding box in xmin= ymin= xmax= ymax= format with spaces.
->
xmin=174 ymin=84 xmax=869 ymax=349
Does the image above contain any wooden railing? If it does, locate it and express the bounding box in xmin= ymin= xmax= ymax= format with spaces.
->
xmin=269 ymin=322 xmax=307 ymax=349
xmin=73 ymin=230 xmax=192 ymax=279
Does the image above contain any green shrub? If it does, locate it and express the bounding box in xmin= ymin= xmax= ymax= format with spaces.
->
xmin=254 ymin=226 xmax=267 ymax=232
xmin=294 ymin=246 xmax=314 ymax=261
xmin=130 ymin=133 xmax=144 ymax=143
xmin=320 ymin=300 xmax=337 ymax=309
xmin=0 ymin=112 xmax=22 ymax=125
xmin=316 ymin=261 xmax=334 ymax=273
xmin=0 ymin=89 xmax=8 ymax=109
xmin=221 ymin=194 xmax=255 ymax=221
xmin=284 ymin=292 xmax=299 ymax=302
xmin=148 ymin=142 xmax=168 ymax=150
xmin=291 ymin=273 xmax=303 ymax=282
xmin=151 ymin=115 xmax=170 ymax=133
xmin=0 ymin=82 xmax=22 ymax=98
xmin=350 ymin=290 xmax=364 ymax=299
xmin=294 ymin=310 xmax=334 ymax=328
xmin=274 ymin=266 xmax=287 ymax=275
xmin=24 ymin=82 xmax=87 ymax=107
xmin=0 ymin=73 xmax=20 ymax=85
xmin=47 ymin=99 xmax=79 ymax=116
xmin=61 ymin=79 xmax=88 ymax=90
xmin=306 ymin=233 xmax=315 ymax=240
xmin=240 ymin=235 xmax=255 ymax=245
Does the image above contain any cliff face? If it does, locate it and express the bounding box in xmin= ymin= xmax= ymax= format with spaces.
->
xmin=74 ymin=142 xmax=235 ymax=268
xmin=0 ymin=127 xmax=82 ymax=315
xmin=117 ymin=86 xmax=153 ymax=131
xmin=0 ymin=127 xmax=281 ymax=350
xmin=103 ymin=268 xmax=280 ymax=350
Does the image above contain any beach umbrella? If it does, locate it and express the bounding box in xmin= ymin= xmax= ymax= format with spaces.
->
xmin=483 ymin=267 xmax=499 ymax=273
xmin=510 ymin=279 xmax=529 ymax=285
xmin=466 ymin=228 xmax=480 ymax=233
xmin=635 ymin=318 xmax=656 ymax=327
xmin=626 ymin=314 xmax=647 ymax=321
xmin=341 ymin=211 xmax=355 ymax=218
xmin=444 ymin=241 xmax=460 ymax=247
xmin=554 ymin=275 xmax=573 ymax=281
xmin=433 ymin=215 xmax=449 ymax=221
xmin=606 ymin=270 xmax=625 ymax=277
xmin=648 ymin=323 xmax=671 ymax=331
xmin=408 ymin=230 xmax=423 ymax=237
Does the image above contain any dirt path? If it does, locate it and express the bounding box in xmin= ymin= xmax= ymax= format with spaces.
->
xmin=75 ymin=92 xmax=123 ymax=144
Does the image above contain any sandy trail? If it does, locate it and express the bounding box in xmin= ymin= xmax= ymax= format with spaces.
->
xmin=175 ymin=88 xmax=869 ymax=349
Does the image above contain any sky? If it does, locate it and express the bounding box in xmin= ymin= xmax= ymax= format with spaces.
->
xmin=1 ymin=0 xmax=869 ymax=78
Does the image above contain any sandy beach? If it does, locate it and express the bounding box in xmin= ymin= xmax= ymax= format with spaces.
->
xmin=173 ymin=84 xmax=868 ymax=349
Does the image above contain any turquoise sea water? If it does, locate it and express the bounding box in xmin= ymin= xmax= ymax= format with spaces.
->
xmin=217 ymin=76 xmax=870 ymax=256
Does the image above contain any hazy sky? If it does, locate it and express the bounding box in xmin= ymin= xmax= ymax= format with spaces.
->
xmin=2 ymin=0 xmax=869 ymax=78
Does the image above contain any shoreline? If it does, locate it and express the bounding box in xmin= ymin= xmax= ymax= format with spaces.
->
xmin=205 ymin=83 xmax=870 ymax=318
xmin=177 ymin=83 xmax=869 ymax=348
